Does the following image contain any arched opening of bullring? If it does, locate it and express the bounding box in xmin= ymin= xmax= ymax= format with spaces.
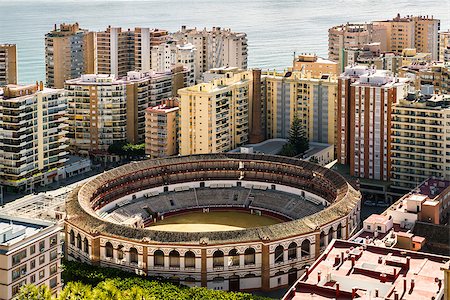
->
xmin=76 ymin=233 xmax=82 ymax=249
xmin=244 ymin=248 xmax=255 ymax=265
xmin=105 ymin=242 xmax=113 ymax=258
xmin=83 ymin=237 xmax=89 ymax=254
xmin=185 ymin=251 xmax=195 ymax=268
xmin=117 ymin=245 xmax=124 ymax=260
xmin=154 ymin=250 xmax=164 ymax=267
xmin=274 ymin=245 xmax=284 ymax=263
xmin=337 ymin=223 xmax=342 ymax=239
xmin=129 ymin=247 xmax=138 ymax=264
xmin=229 ymin=249 xmax=239 ymax=267
xmin=288 ymin=242 xmax=297 ymax=260
xmin=213 ymin=250 xmax=224 ymax=268
xmin=169 ymin=250 xmax=180 ymax=268
xmin=320 ymin=232 xmax=326 ymax=249
xmin=69 ymin=230 xmax=75 ymax=246
xmin=328 ymin=227 xmax=335 ymax=244
xmin=301 ymin=239 xmax=311 ymax=258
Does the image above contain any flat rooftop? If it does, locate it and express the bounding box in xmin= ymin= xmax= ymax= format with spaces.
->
xmin=416 ymin=178 xmax=450 ymax=199
xmin=0 ymin=216 xmax=50 ymax=246
xmin=284 ymin=239 xmax=450 ymax=300
xmin=229 ymin=139 xmax=287 ymax=155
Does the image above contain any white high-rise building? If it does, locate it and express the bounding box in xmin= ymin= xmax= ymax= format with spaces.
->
xmin=173 ymin=26 xmax=248 ymax=81
xmin=0 ymin=83 xmax=69 ymax=192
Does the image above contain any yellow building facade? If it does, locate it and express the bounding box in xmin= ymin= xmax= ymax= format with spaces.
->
xmin=178 ymin=69 xmax=253 ymax=155
xmin=263 ymin=71 xmax=337 ymax=146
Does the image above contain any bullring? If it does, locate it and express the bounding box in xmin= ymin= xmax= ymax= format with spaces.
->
xmin=65 ymin=153 xmax=361 ymax=291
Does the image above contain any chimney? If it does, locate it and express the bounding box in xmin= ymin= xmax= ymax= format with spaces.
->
xmin=378 ymin=256 xmax=383 ymax=264
xmin=39 ymin=81 xmax=44 ymax=91
xmin=394 ymin=292 xmax=399 ymax=300
xmin=380 ymin=273 xmax=387 ymax=283
xmin=410 ymin=279 xmax=415 ymax=293
xmin=438 ymin=279 xmax=442 ymax=291
xmin=403 ymin=278 xmax=407 ymax=292
xmin=335 ymin=254 xmax=340 ymax=266
xmin=406 ymin=256 xmax=411 ymax=270
xmin=351 ymin=255 xmax=356 ymax=268
xmin=290 ymin=288 xmax=296 ymax=297
xmin=374 ymin=289 xmax=379 ymax=297
xmin=317 ymin=271 xmax=321 ymax=283
xmin=341 ymin=252 xmax=345 ymax=264
xmin=336 ymin=282 xmax=340 ymax=298
xmin=351 ymin=287 xmax=357 ymax=299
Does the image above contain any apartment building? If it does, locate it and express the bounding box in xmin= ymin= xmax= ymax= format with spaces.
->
xmin=45 ymin=23 xmax=95 ymax=88
xmin=178 ymin=68 xmax=254 ymax=155
xmin=292 ymin=54 xmax=338 ymax=77
xmin=173 ymin=26 xmax=248 ymax=81
xmin=337 ymin=65 xmax=409 ymax=181
xmin=439 ymin=30 xmax=450 ymax=62
xmin=328 ymin=23 xmax=380 ymax=65
xmin=145 ymin=99 xmax=179 ymax=158
xmin=0 ymin=215 xmax=63 ymax=300
xmin=0 ymin=44 xmax=17 ymax=86
xmin=150 ymin=41 xmax=196 ymax=85
xmin=263 ymin=70 xmax=337 ymax=145
xmin=344 ymin=43 xmax=432 ymax=75
xmin=0 ymin=83 xmax=69 ymax=192
xmin=373 ymin=14 xmax=440 ymax=60
xmin=391 ymin=93 xmax=450 ymax=192
xmin=66 ymin=68 xmax=190 ymax=154
xmin=134 ymin=27 xmax=169 ymax=72
xmin=96 ymin=26 xmax=135 ymax=77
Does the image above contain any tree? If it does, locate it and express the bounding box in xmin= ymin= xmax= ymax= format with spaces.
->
xmin=288 ymin=117 xmax=309 ymax=155
xmin=92 ymin=279 xmax=122 ymax=300
xmin=57 ymin=281 xmax=92 ymax=300
xmin=14 ymin=284 xmax=52 ymax=300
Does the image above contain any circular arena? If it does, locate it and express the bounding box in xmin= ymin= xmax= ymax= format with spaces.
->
xmin=65 ymin=153 xmax=361 ymax=292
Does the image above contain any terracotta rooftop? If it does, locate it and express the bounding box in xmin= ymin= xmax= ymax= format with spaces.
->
xmin=284 ymin=239 xmax=450 ymax=300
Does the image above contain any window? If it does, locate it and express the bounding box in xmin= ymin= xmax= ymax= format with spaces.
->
xmin=69 ymin=230 xmax=75 ymax=246
xmin=30 ymin=260 xmax=36 ymax=270
xmin=49 ymin=235 xmax=57 ymax=248
xmin=12 ymin=265 xmax=27 ymax=281
xmin=30 ymin=274 xmax=36 ymax=283
xmin=39 ymin=241 xmax=45 ymax=253
xmin=76 ymin=234 xmax=82 ymax=250
xmin=39 ymin=270 xmax=45 ymax=279
xmin=12 ymin=250 xmax=27 ymax=266
xmin=50 ymin=263 xmax=57 ymax=275
xmin=39 ymin=255 xmax=45 ymax=265
xmin=30 ymin=245 xmax=36 ymax=255
xmin=50 ymin=250 xmax=58 ymax=261
xmin=50 ymin=277 xmax=57 ymax=289
xmin=83 ymin=238 xmax=89 ymax=254
xmin=12 ymin=280 xmax=27 ymax=296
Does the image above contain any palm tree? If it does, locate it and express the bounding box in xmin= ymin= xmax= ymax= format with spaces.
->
xmin=14 ymin=284 xmax=52 ymax=300
xmin=92 ymin=279 xmax=122 ymax=300
xmin=58 ymin=281 xmax=92 ymax=300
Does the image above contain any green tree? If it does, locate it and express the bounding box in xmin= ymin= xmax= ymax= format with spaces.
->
xmin=58 ymin=281 xmax=92 ymax=300
xmin=279 ymin=143 xmax=297 ymax=157
xmin=14 ymin=284 xmax=52 ymax=300
xmin=288 ymin=117 xmax=309 ymax=155
xmin=92 ymin=279 xmax=122 ymax=300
